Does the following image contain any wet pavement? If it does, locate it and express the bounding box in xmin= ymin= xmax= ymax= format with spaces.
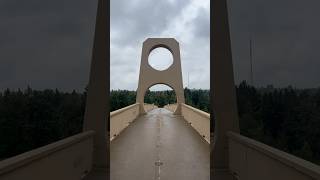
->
xmin=110 ymin=108 xmax=209 ymax=180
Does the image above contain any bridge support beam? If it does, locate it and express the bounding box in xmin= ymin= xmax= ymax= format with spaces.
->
xmin=83 ymin=0 xmax=108 ymax=173
xmin=211 ymin=0 xmax=240 ymax=179
xmin=136 ymin=38 xmax=185 ymax=114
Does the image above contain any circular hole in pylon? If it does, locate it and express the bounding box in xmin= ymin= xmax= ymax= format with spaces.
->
xmin=148 ymin=47 xmax=173 ymax=71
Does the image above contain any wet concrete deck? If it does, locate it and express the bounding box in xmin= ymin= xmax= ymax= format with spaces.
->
xmin=110 ymin=108 xmax=209 ymax=180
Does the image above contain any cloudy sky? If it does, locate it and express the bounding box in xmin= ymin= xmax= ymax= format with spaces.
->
xmin=0 ymin=0 xmax=98 ymax=91
xmin=229 ymin=0 xmax=320 ymax=88
xmin=0 ymin=0 xmax=320 ymax=92
xmin=111 ymin=0 xmax=210 ymax=91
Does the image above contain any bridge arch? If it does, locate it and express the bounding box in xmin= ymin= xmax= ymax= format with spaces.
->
xmin=136 ymin=38 xmax=185 ymax=114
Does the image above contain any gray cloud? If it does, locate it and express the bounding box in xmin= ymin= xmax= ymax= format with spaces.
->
xmin=0 ymin=0 xmax=210 ymax=92
xmin=0 ymin=0 xmax=98 ymax=91
xmin=111 ymin=0 xmax=192 ymax=47
xmin=192 ymin=7 xmax=210 ymax=39
xmin=4 ymin=0 xmax=317 ymax=91
xmin=229 ymin=0 xmax=320 ymax=88
xmin=111 ymin=0 xmax=210 ymax=90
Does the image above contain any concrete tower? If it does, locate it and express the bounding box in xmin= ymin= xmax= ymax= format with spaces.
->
xmin=136 ymin=38 xmax=185 ymax=115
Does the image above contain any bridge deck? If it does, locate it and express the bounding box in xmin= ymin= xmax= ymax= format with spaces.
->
xmin=110 ymin=108 xmax=209 ymax=180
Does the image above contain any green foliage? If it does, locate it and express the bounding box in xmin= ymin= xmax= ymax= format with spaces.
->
xmin=1 ymin=83 xmax=320 ymax=166
xmin=236 ymin=81 xmax=320 ymax=165
xmin=110 ymin=88 xmax=210 ymax=111
xmin=0 ymin=88 xmax=85 ymax=159
xmin=144 ymin=89 xmax=177 ymax=108
xmin=110 ymin=90 xmax=136 ymax=111
xmin=184 ymin=88 xmax=210 ymax=112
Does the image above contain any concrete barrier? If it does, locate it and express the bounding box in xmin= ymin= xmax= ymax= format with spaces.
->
xmin=164 ymin=104 xmax=177 ymax=112
xmin=228 ymin=131 xmax=320 ymax=180
xmin=181 ymin=103 xmax=210 ymax=143
xmin=110 ymin=103 xmax=157 ymax=141
xmin=164 ymin=103 xmax=210 ymax=143
xmin=143 ymin=103 xmax=158 ymax=112
xmin=0 ymin=131 xmax=94 ymax=180
xmin=110 ymin=103 xmax=140 ymax=141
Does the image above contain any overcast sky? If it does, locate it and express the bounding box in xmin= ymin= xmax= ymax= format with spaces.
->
xmin=0 ymin=0 xmax=98 ymax=92
xmin=229 ymin=0 xmax=320 ymax=88
xmin=0 ymin=0 xmax=320 ymax=92
xmin=111 ymin=0 xmax=210 ymax=91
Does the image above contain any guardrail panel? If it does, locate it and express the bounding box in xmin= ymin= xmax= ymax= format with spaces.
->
xmin=110 ymin=104 xmax=139 ymax=140
xmin=228 ymin=132 xmax=320 ymax=180
xmin=164 ymin=104 xmax=177 ymax=112
xmin=167 ymin=103 xmax=210 ymax=143
xmin=0 ymin=131 xmax=94 ymax=180
xmin=110 ymin=103 xmax=156 ymax=141
xmin=143 ymin=104 xmax=157 ymax=112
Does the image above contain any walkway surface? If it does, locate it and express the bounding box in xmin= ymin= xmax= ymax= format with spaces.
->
xmin=110 ymin=108 xmax=210 ymax=180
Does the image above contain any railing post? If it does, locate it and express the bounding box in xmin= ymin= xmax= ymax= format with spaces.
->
xmin=83 ymin=0 xmax=108 ymax=173
xmin=212 ymin=0 xmax=240 ymax=179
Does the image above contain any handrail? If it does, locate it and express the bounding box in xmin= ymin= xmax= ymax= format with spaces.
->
xmin=181 ymin=103 xmax=210 ymax=119
xmin=110 ymin=103 xmax=157 ymax=142
xmin=110 ymin=103 xmax=141 ymax=141
xmin=164 ymin=104 xmax=177 ymax=112
xmin=180 ymin=103 xmax=210 ymax=143
xmin=0 ymin=131 xmax=95 ymax=175
xmin=110 ymin=103 xmax=140 ymax=117
xmin=228 ymin=131 xmax=320 ymax=179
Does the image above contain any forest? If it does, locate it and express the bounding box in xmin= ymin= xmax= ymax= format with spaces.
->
xmin=0 ymin=81 xmax=320 ymax=165
xmin=110 ymin=88 xmax=209 ymax=112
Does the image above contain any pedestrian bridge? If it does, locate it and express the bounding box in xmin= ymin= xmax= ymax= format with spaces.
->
xmin=110 ymin=103 xmax=210 ymax=180
xmin=1 ymin=102 xmax=319 ymax=180
xmin=0 ymin=0 xmax=320 ymax=179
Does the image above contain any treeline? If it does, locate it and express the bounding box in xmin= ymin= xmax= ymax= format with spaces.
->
xmin=1 ymin=84 xmax=320 ymax=166
xmin=110 ymin=90 xmax=135 ymax=111
xmin=185 ymin=88 xmax=210 ymax=112
xmin=236 ymin=81 xmax=320 ymax=164
xmin=0 ymin=88 xmax=85 ymax=159
xmin=0 ymin=88 xmax=209 ymax=159
xmin=110 ymin=88 xmax=210 ymax=112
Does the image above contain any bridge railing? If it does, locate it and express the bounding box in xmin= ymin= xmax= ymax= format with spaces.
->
xmin=164 ymin=103 xmax=210 ymax=143
xmin=0 ymin=131 xmax=94 ymax=180
xmin=164 ymin=104 xmax=177 ymax=112
xmin=228 ymin=131 xmax=320 ymax=180
xmin=181 ymin=103 xmax=210 ymax=143
xmin=110 ymin=103 xmax=157 ymax=141
xmin=144 ymin=103 xmax=157 ymax=112
xmin=110 ymin=103 xmax=140 ymax=141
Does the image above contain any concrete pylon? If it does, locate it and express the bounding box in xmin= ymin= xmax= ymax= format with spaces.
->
xmin=136 ymin=38 xmax=185 ymax=115
xmin=211 ymin=0 xmax=240 ymax=179
xmin=83 ymin=0 xmax=108 ymax=173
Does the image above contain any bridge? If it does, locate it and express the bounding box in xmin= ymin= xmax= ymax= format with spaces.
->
xmin=108 ymin=36 xmax=211 ymax=180
xmin=0 ymin=0 xmax=320 ymax=180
